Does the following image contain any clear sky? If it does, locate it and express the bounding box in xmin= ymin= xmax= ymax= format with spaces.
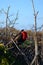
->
xmin=0 ymin=0 xmax=43 ymax=30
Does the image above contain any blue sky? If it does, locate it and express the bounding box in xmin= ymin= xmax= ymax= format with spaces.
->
xmin=0 ymin=0 xmax=43 ymax=30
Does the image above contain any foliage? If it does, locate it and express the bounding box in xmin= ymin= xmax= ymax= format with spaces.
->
xmin=0 ymin=41 xmax=32 ymax=65
xmin=0 ymin=43 xmax=16 ymax=65
xmin=21 ymin=40 xmax=33 ymax=47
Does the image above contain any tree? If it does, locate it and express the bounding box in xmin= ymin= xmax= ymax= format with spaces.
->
xmin=0 ymin=6 xmax=19 ymax=43
xmin=30 ymin=0 xmax=39 ymax=65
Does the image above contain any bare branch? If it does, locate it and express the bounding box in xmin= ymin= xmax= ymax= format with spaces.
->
xmin=31 ymin=0 xmax=39 ymax=65
xmin=31 ymin=0 xmax=35 ymax=15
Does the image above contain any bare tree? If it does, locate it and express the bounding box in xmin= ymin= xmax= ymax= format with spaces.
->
xmin=1 ymin=6 xmax=19 ymax=43
xmin=30 ymin=0 xmax=39 ymax=65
